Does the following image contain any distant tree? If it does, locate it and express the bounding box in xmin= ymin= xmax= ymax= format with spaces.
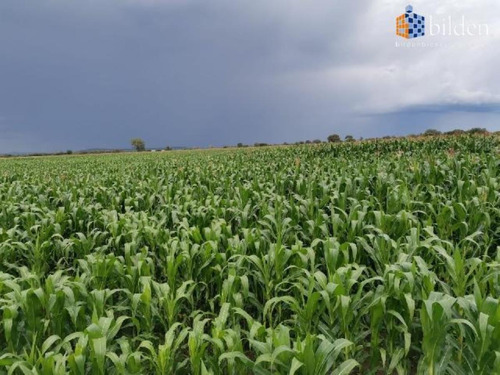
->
xmin=66 ymin=150 xmax=73 ymax=155
xmin=164 ymin=146 xmax=172 ymax=151
xmin=444 ymin=129 xmax=465 ymax=136
xmin=467 ymin=127 xmax=488 ymax=134
xmin=254 ymin=142 xmax=268 ymax=147
xmin=313 ymin=139 xmax=322 ymax=144
xmin=131 ymin=138 xmax=146 ymax=151
xmin=423 ymin=129 xmax=442 ymax=137
xmin=345 ymin=135 xmax=355 ymax=142
xmin=237 ymin=142 xmax=244 ymax=148
xmin=305 ymin=140 xmax=312 ymax=144
xmin=327 ymin=134 xmax=341 ymax=143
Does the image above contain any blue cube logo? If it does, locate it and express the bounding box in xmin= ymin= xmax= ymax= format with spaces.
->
xmin=396 ymin=5 xmax=425 ymax=39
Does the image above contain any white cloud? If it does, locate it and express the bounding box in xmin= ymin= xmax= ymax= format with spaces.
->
xmin=271 ymin=0 xmax=500 ymax=116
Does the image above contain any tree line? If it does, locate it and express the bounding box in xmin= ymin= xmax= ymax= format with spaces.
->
xmin=128 ymin=127 xmax=491 ymax=151
xmin=0 ymin=127 xmax=491 ymax=158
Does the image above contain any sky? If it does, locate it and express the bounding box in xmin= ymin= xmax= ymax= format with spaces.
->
xmin=1 ymin=0 xmax=499 ymax=153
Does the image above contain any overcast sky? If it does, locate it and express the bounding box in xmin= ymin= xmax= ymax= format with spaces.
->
xmin=1 ymin=0 xmax=499 ymax=152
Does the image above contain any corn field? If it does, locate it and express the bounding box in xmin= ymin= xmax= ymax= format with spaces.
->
xmin=0 ymin=136 xmax=499 ymax=374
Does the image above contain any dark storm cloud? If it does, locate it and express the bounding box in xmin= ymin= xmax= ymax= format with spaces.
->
xmin=0 ymin=0 xmax=498 ymax=153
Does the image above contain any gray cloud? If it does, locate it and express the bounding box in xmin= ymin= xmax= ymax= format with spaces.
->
xmin=0 ymin=0 xmax=498 ymax=153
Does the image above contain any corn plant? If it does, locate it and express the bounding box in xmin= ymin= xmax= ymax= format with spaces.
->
xmin=0 ymin=135 xmax=499 ymax=373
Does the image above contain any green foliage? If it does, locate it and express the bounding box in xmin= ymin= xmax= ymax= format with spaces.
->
xmin=423 ymin=129 xmax=442 ymax=137
xmin=467 ymin=128 xmax=488 ymax=134
xmin=0 ymin=135 xmax=499 ymax=374
xmin=131 ymin=138 xmax=146 ymax=152
xmin=445 ymin=129 xmax=466 ymax=136
xmin=327 ymin=134 xmax=341 ymax=143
